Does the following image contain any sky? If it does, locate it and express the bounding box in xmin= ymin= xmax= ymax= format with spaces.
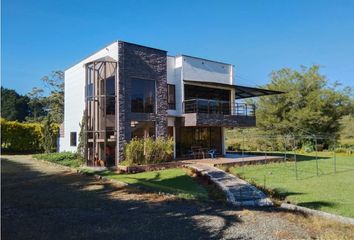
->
xmin=2 ymin=0 xmax=354 ymax=95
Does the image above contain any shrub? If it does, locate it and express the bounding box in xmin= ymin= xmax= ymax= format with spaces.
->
xmin=124 ymin=138 xmax=145 ymax=166
xmin=124 ymin=137 xmax=173 ymax=166
xmin=33 ymin=152 xmax=84 ymax=168
xmin=1 ymin=118 xmax=59 ymax=153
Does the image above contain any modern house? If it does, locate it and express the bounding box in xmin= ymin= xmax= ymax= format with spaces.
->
xmin=59 ymin=41 xmax=281 ymax=166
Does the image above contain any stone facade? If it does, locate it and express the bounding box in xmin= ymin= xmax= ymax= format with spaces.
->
xmin=116 ymin=41 xmax=168 ymax=163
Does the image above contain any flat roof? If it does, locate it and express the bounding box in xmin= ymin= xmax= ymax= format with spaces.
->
xmin=178 ymin=54 xmax=233 ymax=66
xmin=184 ymin=80 xmax=285 ymax=99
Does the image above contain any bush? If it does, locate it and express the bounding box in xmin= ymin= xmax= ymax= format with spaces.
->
xmin=33 ymin=152 xmax=84 ymax=168
xmin=1 ymin=118 xmax=59 ymax=153
xmin=124 ymin=137 xmax=173 ymax=166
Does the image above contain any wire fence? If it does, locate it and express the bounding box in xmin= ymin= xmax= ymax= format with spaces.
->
xmin=226 ymin=133 xmax=354 ymax=188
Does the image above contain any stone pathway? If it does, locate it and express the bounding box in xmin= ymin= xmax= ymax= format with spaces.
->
xmin=187 ymin=163 xmax=273 ymax=207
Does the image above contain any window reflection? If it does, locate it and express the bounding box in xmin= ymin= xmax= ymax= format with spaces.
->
xmin=131 ymin=78 xmax=155 ymax=113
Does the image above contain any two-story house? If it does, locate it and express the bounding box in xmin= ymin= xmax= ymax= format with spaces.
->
xmin=59 ymin=41 xmax=282 ymax=166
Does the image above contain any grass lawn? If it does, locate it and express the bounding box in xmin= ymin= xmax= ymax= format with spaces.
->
xmin=33 ymin=153 xmax=208 ymax=200
xmin=93 ymin=168 xmax=208 ymax=200
xmin=33 ymin=152 xmax=84 ymax=168
xmin=229 ymin=153 xmax=354 ymax=218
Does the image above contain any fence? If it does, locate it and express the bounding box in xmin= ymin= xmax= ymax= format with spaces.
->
xmin=225 ymin=132 xmax=354 ymax=186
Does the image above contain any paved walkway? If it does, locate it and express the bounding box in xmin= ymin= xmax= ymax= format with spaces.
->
xmin=187 ymin=163 xmax=273 ymax=207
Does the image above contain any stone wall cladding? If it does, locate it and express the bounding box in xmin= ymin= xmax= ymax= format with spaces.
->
xmin=117 ymin=41 xmax=168 ymax=163
xmin=183 ymin=113 xmax=256 ymax=127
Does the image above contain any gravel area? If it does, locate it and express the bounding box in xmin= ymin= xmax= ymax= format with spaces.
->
xmin=1 ymin=155 xmax=346 ymax=239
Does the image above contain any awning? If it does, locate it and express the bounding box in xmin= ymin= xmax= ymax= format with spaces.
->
xmin=184 ymin=80 xmax=285 ymax=99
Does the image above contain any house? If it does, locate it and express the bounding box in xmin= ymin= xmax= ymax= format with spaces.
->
xmin=59 ymin=41 xmax=282 ymax=166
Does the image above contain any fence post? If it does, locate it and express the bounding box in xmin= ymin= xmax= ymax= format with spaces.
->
xmin=334 ymin=140 xmax=337 ymax=174
xmin=293 ymin=136 xmax=298 ymax=180
xmin=242 ymin=132 xmax=245 ymax=173
xmin=314 ymin=136 xmax=319 ymax=176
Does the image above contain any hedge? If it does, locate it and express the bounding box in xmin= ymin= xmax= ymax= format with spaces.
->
xmin=1 ymin=118 xmax=59 ymax=153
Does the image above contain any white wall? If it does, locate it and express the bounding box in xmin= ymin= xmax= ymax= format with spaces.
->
xmin=59 ymin=42 xmax=119 ymax=152
xmin=182 ymin=55 xmax=233 ymax=85
xmin=167 ymin=56 xmax=183 ymax=116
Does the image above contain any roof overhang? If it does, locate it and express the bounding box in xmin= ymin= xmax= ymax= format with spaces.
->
xmin=184 ymin=80 xmax=285 ymax=99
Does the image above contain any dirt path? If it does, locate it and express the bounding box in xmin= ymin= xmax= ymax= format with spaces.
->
xmin=1 ymin=155 xmax=349 ymax=239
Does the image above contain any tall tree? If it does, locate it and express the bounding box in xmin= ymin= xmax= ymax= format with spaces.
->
xmin=26 ymin=87 xmax=46 ymax=122
xmin=1 ymin=87 xmax=30 ymax=121
xmin=41 ymin=70 xmax=64 ymax=123
xmin=256 ymin=65 xmax=353 ymax=140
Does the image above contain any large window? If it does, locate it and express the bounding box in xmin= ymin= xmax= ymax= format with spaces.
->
xmin=131 ymin=78 xmax=155 ymax=113
xmin=168 ymin=84 xmax=176 ymax=110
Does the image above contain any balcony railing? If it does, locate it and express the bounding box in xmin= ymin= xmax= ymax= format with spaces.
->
xmin=183 ymin=99 xmax=255 ymax=117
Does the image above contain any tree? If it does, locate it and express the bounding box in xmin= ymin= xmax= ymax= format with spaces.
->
xmin=1 ymin=87 xmax=30 ymax=121
xmin=41 ymin=114 xmax=56 ymax=153
xmin=256 ymin=65 xmax=353 ymax=141
xmin=26 ymin=87 xmax=46 ymax=122
xmin=340 ymin=115 xmax=354 ymax=138
xmin=41 ymin=70 xmax=64 ymax=123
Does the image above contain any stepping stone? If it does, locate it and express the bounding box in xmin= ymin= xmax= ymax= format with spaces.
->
xmin=186 ymin=163 xmax=273 ymax=207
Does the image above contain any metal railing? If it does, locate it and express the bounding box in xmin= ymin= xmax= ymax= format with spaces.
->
xmin=183 ymin=99 xmax=255 ymax=116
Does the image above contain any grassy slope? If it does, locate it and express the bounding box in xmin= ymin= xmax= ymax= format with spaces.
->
xmin=89 ymin=168 xmax=208 ymax=200
xmin=230 ymin=154 xmax=354 ymax=217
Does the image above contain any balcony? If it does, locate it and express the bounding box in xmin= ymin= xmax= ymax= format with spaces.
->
xmin=182 ymin=99 xmax=256 ymax=127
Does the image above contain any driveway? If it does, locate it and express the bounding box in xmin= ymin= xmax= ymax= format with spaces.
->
xmin=1 ymin=155 xmax=324 ymax=239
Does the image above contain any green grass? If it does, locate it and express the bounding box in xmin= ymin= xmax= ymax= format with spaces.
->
xmin=33 ymin=152 xmax=84 ymax=168
xmin=87 ymin=168 xmax=208 ymax=200
xmin=229 ymin=153 xmax=354 ymax=217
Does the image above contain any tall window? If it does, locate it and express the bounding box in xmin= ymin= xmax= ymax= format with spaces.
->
xmin=70 ymin=132 xmax=77 ymax=146
xmin=168 ymin=84 xmax=176 ymax=110
xmin=131 ymin=78 xmax=155 ymax=113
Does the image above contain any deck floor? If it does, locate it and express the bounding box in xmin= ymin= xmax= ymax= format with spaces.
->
xmin=181 ymin=155 xmax=284 ymax=167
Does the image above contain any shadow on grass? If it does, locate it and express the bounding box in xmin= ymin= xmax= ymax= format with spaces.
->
xmin=272 ymin=187 xmax=305 ymax=200
xmin=298 ymin=201 xmax=338 ymax=210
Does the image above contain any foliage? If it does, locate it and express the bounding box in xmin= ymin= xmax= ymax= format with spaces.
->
xmin=124 ymin=138 xmax=145 ymax=165
xmin=1 ymin=118 xmax=59 ymax=153
xmin=124 ymin=137 xmax=174 ymax=166
xmin=339 ymin=115 xmax=354 ymax=147
xmin=33 ymin=152 xmax=84 ymax=168
xmin=230 ymin=154 xmax=354 ymax=218
xmin=26 ymin=87 xmax=47 ymax=122
xmin=41 ymin=114 xmax=56 ymax=153
xmin=77 ymin=113 xmax=86 ymax=157
xmin=95 ymin=168 xmax=208 ymax=200
xmin=256 ymin=65 xmax=353 ymax=143
xmin=41 ymin=70 xmax=64 ymax=123
xmin=1 ymin=87 xmax=30 ymax=122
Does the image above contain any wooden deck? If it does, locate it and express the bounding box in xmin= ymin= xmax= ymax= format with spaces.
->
xmin=181 ymin=155 xmax=284 ymax=167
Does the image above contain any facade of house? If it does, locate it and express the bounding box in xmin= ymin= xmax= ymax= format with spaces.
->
xmin=59 ymin=41 xmax=281 ymax=166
